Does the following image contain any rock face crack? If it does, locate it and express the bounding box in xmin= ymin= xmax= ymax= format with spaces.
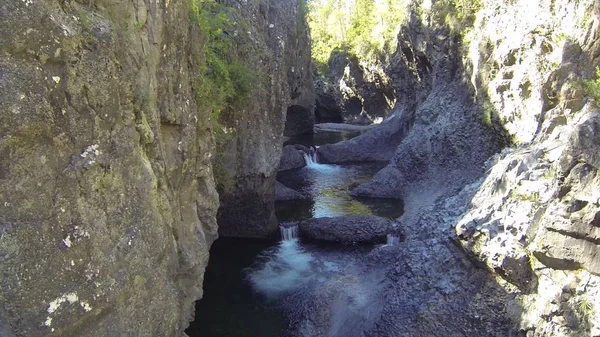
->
xmin=546 ymin=227 xmax=600 ymax=246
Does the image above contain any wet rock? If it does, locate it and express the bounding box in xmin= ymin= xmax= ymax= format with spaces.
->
xmin=298 ymin=215 xmax=393 ymax=244
xmin=351 ymin=165 xmax=403 ymax=198
xmin=287 ymin=0 xmax=600 ymax=336
xmin=275 ymin=181 xmax=308 ymax=201
xmin=214 ymin=0 xmax=314 ymax=238
xmin=279 ymin=145 xmax=308 ymax=171
xmin=316 ymin=113 xmax=408 ymax=164
xmin=313 ymin=123 xmax=376 ymax=133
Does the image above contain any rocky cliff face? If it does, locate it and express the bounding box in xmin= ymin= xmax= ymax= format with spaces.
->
xmin=0 ymin=0 xmax=266 ymax=336
xmin=214 ymin=0 xmax=314 ymax=238
xmin=453 ymin=1 xmax=600 ymax=335
xmin=315 ymin=0 xmax=600 ymax=335
xmin=0 ymin=0 xmax=313 ymax=334
xmin=315 ymin=53 xmax=396 ymax=124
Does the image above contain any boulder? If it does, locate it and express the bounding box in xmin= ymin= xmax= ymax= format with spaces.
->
xmin=279 ymin=145 xmax=308 ymax=171
xmin=298 ymin=215 xmax=393 ymax=244
xmin=275 ymin=181 xmax=308 ymax=201
xmin=316 ymin=113 xmax=408 ymax=164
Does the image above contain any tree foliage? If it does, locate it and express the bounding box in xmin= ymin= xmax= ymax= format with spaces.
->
xmin=307 ymin=0 xmax=408 ymax=73
xmin=308 ymin=0 xmax=485 ymax=73
xmin=431 ymin=0 xmax=482 ymax=35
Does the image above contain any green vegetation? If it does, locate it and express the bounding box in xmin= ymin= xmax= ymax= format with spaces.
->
xmin=574 ymin=295 xmax=596 ymax=330
xmin=189 ymin=0 xmax=253 ymax=140
xmin=307 ymin=0 xmax=408 ymax=73
xmin=307 ymin=0 xmax=484 ymax=74
xmin=189 ymin=0 xmax=255 ymax=191
xmin=481 ymin=101 xmax=494 ymax=127
xmin=583 ymin=67 xmax=600 ymax=103
xmin=213 ymin=161 xmax=235 ymax=193
xmin=431 ymin=0 xmax=483 ymax=35
xmin=553 ymin=32 xmax=573 ymax=45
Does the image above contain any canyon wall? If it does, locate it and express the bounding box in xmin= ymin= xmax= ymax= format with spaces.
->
xmin=0 ymin=0 xmax=313 ymax=335
xmin=0 ymin=1 xmax=217 ymax=335
xmin=214 ymin=0 xmax=314 ymax=238
xmin=319 ymin=0 xmax=600 ymax=334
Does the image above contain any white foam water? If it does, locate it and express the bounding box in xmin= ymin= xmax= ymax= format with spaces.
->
xmin=247 ymin=239 xmax=314 ymax=297
xmin=302 ymin=147 xmax=319 ymax=167
xmin=386 ymin=234 xmax=400 ymax=246
xmin=280 ymin=225 xmax=298 ymax=241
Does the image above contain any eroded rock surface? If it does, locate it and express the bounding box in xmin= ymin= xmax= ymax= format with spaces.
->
xmin=302 ymin=0 xmax=600 ymax=336
xmin=0 ymin=1 xmax=218 ymax=335
xmin=284 ymin=186 xmax=515 ymax=337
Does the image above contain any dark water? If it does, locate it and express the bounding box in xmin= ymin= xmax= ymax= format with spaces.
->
xmin=188 ymin=129 xmax=403 ymax=337
xmin=185 ymin=238 xmax=287 ymax=337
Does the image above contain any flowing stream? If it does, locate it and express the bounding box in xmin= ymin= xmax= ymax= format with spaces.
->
xmin=186 ymin=130 xmax=404 ymax=337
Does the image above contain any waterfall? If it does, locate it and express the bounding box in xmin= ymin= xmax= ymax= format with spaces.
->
xmin=386 ymin=234 xmax=400 ymax=246
xmin=280 ymin=224 xmax=299 ymax=241
xmin=248 ymin=223 xmax=313 ymax=296
xmin=302 ymin=147 xmax=319 ymax=167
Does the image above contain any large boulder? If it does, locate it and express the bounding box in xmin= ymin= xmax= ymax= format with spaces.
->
xmin=279 ymin=145 xmax=308 ymax=171
xmin=316 ymin=112 xmax=408 ymax=164
xmin=298 ymin=215 xmax=393 ymax=244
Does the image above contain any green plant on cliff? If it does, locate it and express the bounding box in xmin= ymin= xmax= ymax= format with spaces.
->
xmin=189 ymin=0 xmax=252 ymax=140
xmin=189 ymin=0 xmax=253 ymax=191
xmin=583 ymin=67 xmax=600 ymax=103
xmin=431 ymin=0 xmax=482 ymax=37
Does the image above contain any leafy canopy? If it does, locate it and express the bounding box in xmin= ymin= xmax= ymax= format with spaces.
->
xmin=307 ymin=0 xmax=408 ymax=73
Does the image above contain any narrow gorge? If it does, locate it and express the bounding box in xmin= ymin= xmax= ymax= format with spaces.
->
xmin=1 ymin=0 xmax=599 ymax=336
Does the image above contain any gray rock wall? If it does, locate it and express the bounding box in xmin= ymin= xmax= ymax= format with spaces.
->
xmin=0 ymin=0 xmax=219 ymax=336
xmin=341 ymin=0 xmax=600 ymax=335
xmin=315 ymin=52 xmax=396 ymax=124
xmin=452 ymin=1 xmax=600 ymax=333
xmin=214 ymin=0 xmax=314 ymax=238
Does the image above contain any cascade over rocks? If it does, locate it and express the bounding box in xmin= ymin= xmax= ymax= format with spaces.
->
xmin=298 ymin=215 xmax=393 ymax=244
xmin=0 ymin=0 xmax=312 ymax=335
